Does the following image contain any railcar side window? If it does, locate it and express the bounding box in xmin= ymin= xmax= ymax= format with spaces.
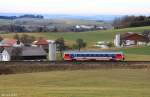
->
xmin=86 ymin=54 xmax=89 ymax=57
xmin=91 ymin=54 xmax=94 ymax=57
xmin=97 ymin=54 xmax=100 ymax=57
xmin=105 ymin=54 xmax=108 ymax=57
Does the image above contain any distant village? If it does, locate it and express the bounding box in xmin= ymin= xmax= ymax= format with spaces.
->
xmin=0 ymin=14 xmax=113 ymax=33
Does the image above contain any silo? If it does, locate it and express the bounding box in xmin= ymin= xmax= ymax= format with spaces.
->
xmin=48 ymin=41 xmax=56 ymax=61
xmin=114 ymin=34 xmax=121 ymax=47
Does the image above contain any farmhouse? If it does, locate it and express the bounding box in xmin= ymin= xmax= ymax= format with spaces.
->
xmin=121 ymin=32 xmax=148 ymax=46
xmin=0 ymin=46 xmax=47 ymax=61
xmin=0 ymin=47 xmax=11 ymax=61
xmin=114 ymin=32 xmax=149 ymax=47
xmin=33 ymin=39 xmax=55 ymax=52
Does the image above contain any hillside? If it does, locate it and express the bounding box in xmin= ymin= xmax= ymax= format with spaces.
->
xmin=1 ymin=26 xmax=150 ymax=43
xmin=0 ymin=18 xmax=109 ymax=32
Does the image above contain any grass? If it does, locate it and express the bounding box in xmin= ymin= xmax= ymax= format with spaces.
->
xmin=1 ymin=26 xmax=150 ymax=44
xmin=119 ymin=46 xmax=150 ymax=55
xmin=0 ymin=69 xmax=150 ymax=97
xmin=115 ymin=46 xmax=150 ymax=61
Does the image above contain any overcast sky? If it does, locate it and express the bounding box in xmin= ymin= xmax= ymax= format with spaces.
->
xmin=0 ymin=0 xmax=150 ymax=15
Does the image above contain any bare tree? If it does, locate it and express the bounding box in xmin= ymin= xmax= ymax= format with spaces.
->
xmin=20 ymin=34 xmax=35 ymax=46
xmin=55 ymin=37 xmax=66 ymax=58
xmin=75 ymin=38 xmax=86 ymax=51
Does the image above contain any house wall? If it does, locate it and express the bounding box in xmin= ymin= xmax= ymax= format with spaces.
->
xmin=2 ymin=50 xmax=11 ymax=61
xmin=0 ymin=54 xmax=2 ymax=61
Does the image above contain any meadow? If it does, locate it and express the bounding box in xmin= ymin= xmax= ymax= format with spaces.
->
xmin=0 ymin=69 xmax=150 ymax=97
xmin=1 ymin=26 xmax=150 ymax=43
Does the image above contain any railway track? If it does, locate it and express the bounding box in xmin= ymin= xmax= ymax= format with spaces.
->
xmin=0 ymin=60 xmax=149 ymax=63
xmin=0 ymin=61 xmax=150 ymax=75
xmin=0 ymin=61 xmax=150 ymax=65
xmin=0 ymin=61 xmax=150 ymax=66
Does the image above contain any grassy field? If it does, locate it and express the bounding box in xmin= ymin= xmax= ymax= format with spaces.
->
xmin=0 ymin=69 xmax=150 ymax=97
xmin=0 ymin=18 xmax=105 ymax=28
xmin=115 ymin=46 xmax=150 ymax=61
xmin=1 ymin=26 xmax=150 ymax=44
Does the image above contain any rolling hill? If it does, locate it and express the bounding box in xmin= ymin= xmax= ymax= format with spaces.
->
xmin=1 ymin=26 xmax=150 ymax=43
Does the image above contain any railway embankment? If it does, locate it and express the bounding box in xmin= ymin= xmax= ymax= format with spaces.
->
xmin=0 ymin=61 xmax=150 ymax=75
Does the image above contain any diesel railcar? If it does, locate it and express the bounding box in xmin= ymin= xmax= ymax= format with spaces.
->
xmin=63 ymin=51 xmax=125 ymax=61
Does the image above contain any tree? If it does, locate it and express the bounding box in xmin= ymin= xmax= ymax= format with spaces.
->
xmin=113 ymin=15 xmax=150 ymax=28
xmin=142 ymin=30 xmax=150 ymax=42
xmin=52 ymin=27 xmax=58 ymax=32
xmin=12 ymin=47 xmax=22 ymax=60
xmin=20 ymin=34 xmax=35 ymax=46
xmin=107 ymin=42 xmax=114 ymax=48
xmin=0 ymin=36 xmax=3 ymax=42
xmin=75 ymin=38 xmax=86 ymax=51
xmin=72 ymin=44 xmax=78 ymax=50
xmin=55 ymin=37 xmax=66 ymax=58
xmin=13 ymin=34 xmax=20 ymax=40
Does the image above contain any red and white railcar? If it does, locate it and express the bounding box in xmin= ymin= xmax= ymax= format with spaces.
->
xmin=63 ymin=51 xmax=124 ymax=61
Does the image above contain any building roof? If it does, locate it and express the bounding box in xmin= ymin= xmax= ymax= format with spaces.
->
xmin=21 ymin=46 xmax=46 ymax=57
xmin=34 ymin=39 xmax=49 ymax=45
xmin=121 ymin=32 xmax=148 ymax=42
xmin=1 ymin=39 xmax=17 ymax=46
xmin=3 ymin=46 xmax=46 ymax=57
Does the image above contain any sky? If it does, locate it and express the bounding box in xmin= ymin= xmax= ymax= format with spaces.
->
xmin=0 ymin=0 xmax=150 ymax=15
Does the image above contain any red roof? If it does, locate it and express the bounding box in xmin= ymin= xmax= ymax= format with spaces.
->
xmin=1 ymin=39 xmax=17 ymax=46
xmin=34 ymin=39 xmax=49 ymax=45
xmin=121 ymin=32 xmax=148 ymax=41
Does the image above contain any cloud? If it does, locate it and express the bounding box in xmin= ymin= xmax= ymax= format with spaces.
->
xmin=0 ymin=0 xmax=150 ymax=15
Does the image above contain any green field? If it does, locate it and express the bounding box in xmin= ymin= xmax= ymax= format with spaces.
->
xmin=1 ymin=26 xmax=150 ymax=44
xmin=0 ymin=69 xmax=150 ymax=97
xmin=0 ymin=18 xmax=105 ymax=28
xmin=115 ymin=46 xmax=150 ymax=61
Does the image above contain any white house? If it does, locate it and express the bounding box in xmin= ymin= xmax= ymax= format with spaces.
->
xmin=94 ymin=41 xmax=109 ymax=49
xmin=114 ymin=32 xmax=149 ymax=47
xmin=0 ymin=48 xmax=11 ymax=61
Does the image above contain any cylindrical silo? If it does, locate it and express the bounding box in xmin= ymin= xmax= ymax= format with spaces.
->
xmin=114 ymin=34 xmax=121 ymax=47
xmin=48 ymin=41 xmax=56 ymax=61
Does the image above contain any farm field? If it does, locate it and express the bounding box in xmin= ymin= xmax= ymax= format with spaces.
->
xmin=1 ymin=26 xmax=150 ymax=44
xmin=0 ymin=69 xmax=150 ymax=97
xmin=115 ymin=46 xmax=150 ymax=61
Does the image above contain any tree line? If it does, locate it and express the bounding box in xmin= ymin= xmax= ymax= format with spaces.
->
xmin=0 ymin=14 xmax=44 ymax=20
xmin=113 ymin=15 xmax=150 ymax=29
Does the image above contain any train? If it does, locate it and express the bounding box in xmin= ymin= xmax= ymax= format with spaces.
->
xmin=63 ymin=51 xmax=125 ymax=61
